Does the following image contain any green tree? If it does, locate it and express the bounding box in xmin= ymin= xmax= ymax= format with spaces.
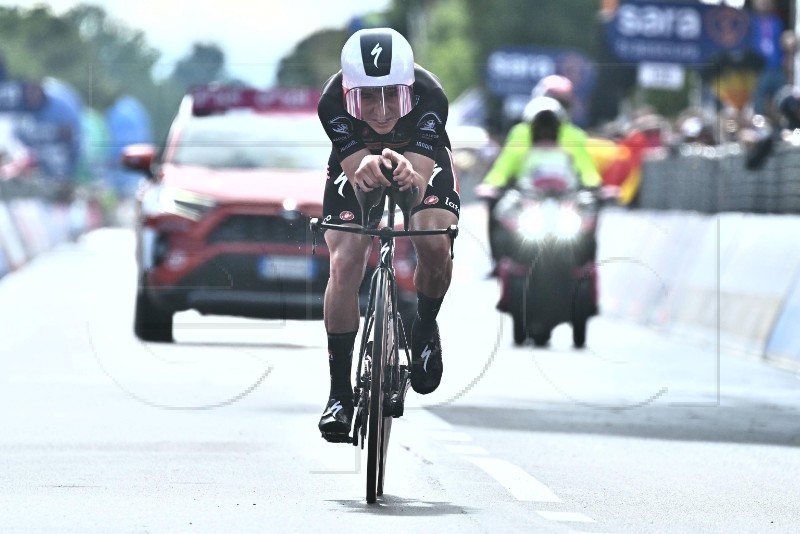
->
xmin=0 ymin=6 xmax=96 ymax=96
xmin=412 ymin=0 xmax=477 ymax=101
xmin=64 ymin=4 xmax=161 ymax=109
xmin=170 ymin=43 xmax=226 ymax=88
xmin=276 ymin=29 xmax=348 ymax=89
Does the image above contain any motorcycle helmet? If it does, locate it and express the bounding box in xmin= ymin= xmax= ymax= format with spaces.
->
xmin=523 ymin=96 xmax=566 ymax=143
xmin=341 ymin=28 xmax=415 ymax=122
xmin=531 ymin=74 xmax=574 ymax=110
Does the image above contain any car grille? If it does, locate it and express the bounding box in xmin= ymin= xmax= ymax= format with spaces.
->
xmin=208 ymin=214 xmax=312 ymax=245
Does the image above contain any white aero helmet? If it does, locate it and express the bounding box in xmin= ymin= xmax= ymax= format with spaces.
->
xmin=522 ymin=96 xmax=567 ymax=124
xmin=341 ymin=28 xmax=415 ymax=122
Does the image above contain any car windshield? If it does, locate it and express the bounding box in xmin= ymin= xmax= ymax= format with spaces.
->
xmin=171 ymin=113 xmax=331 ymax=170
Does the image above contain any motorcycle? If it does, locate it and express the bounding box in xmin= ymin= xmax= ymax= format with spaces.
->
xmin=490 ymin=174 xmax=599 ymax=348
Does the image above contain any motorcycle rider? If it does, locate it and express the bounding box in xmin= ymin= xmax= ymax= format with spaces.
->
xmin=491 ymin=96 xmax=584 ymax=261
xmin=478 ymin=75 xmax=601 ymax=274
xmin=316 ymin=28 xmax=460 ymax=442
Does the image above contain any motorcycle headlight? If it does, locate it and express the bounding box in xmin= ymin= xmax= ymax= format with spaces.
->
xmin=556 ymin=209 xmax=582 ymax=239
xmin=517 ymin=208 xmax=545 ymax=240
xmin=517 ymin=204 xmax=581 ymax=241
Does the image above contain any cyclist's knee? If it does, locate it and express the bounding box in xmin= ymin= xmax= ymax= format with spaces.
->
xmin=327 ymin=233 xmax=371 ymax=289
xmin=413 ymin=234 xmax=451 ymax=265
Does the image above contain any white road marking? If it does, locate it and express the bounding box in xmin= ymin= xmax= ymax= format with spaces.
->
xmin=467 ymin=456 xmax=563 ymax=503
xmin=414 ymin=410 xmax=600 ymax=524
xmin=428 ymin=430 xmax=474 ymax=442
xmin=536 ymin=511 xmax=596 ymax=523
xmin=443 ymin=444 xmax=489 ymax=456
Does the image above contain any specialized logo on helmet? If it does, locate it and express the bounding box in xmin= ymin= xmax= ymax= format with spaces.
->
xmin=340 ymin=211 xmax=355 ymax=221
xmin=417 ymin=112 xmax=442 ymax=133
xmin=361 ymin=34 xmax=392 ymax=77
xmin=423 ymin=195 xmax=439 ymax=205
xmin=328 ymin=116 xmax=352 ymax=137
xmin=371 ymin=43 xmax=382 ymax=69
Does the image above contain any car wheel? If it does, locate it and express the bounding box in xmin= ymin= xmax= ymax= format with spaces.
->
xmin=512 ymin=311 xmax=527 ymax=346
xmin=134 ymin=284 xmax=174 ymax=343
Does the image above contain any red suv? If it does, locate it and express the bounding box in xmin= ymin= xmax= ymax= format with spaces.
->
xmin=124 ymin=86 xmax=416 ymax=342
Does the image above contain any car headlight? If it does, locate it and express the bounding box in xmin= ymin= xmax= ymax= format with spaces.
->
xmin=144 ymin=187 xmax=217 ymax=220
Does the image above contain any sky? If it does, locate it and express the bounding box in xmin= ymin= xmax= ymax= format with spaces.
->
xmin=5 ymin=0 xmax=392 ymax=85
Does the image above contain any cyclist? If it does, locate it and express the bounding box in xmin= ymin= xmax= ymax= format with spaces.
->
xmin=316 ymin=28 xmax=460 ymax=442
xmin=478 ymin=75 xmax=601 ymax=273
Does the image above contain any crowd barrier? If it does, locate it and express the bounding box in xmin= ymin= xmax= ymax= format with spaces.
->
xmin=597 ymin=208 xmax=800 ymax=372
xmin=639 ymin=142 xmax=800 ymax=214
xmin=0 ymin=177 xmax=105 ymax=280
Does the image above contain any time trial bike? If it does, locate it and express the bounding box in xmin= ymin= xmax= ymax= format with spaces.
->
xmin=310 ymin=172 xmax=457 ymax=503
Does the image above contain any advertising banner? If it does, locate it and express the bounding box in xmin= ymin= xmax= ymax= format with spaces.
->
xmin=485 ymin=47 xmax=596 ymax=126
xmin=604 ymin=1 xmax=752 ymax=65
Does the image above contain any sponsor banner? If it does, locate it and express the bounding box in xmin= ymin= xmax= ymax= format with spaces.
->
xmin=485 ymin=46 xmax=596 ymax=125
xmin=604 ymin=1 xmax=751 ymax=65
xmin=190 ymin=86 xmax=321 ymax=115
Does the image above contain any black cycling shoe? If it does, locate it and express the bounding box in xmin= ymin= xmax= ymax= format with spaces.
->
xmin=410 ymin=320 xmax=443 ymax=395
xmin=318 ymin=395 xmax=354 ymax=443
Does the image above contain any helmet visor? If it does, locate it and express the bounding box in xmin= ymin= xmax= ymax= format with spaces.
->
xmin=344 ymin=85 xmax=414 ymax=122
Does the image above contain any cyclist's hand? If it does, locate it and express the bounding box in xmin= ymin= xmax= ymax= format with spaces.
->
xmin=382 ymin=149 xmax=417 ymax=192
xmin=352 ymin=154 xmax=393 ymax=192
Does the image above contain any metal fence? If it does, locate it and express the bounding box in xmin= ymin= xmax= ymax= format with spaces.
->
xmin=639 ymin=142 xmax=800 ymax=214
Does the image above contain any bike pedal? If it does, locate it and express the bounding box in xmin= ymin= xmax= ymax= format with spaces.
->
xmin=391 ymin=367 xmax=411 ymax=418
xmin=321 ymin=432 xmax=352 ymax=444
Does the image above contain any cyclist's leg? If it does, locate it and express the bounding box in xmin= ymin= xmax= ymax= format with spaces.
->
xmin=319 ymin=158 xmax=373 ymax=439
xmin=407 ymin=147 xmax=460 ymax=394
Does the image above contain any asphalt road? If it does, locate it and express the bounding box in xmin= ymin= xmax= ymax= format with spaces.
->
xmin=1 ymin=205 xmax=798 ymax=533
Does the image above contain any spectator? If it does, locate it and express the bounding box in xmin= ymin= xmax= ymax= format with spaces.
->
xmin=749 ymin=0 xmax=788 ymax=117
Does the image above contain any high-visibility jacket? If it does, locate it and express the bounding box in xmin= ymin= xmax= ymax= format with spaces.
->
xmin=483 ymin=121 xmax=602 ymax=189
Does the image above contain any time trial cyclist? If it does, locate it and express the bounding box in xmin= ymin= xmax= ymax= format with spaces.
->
xmin=316 ymin=28 xmax=460 ymax=443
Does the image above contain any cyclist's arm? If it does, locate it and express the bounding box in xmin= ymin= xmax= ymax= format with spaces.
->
xmin=397 ymin=83 xmax=446 ymax=196
xmin=561 ymin=123 xmax=602 ymax=188
xmin=340 ymin=149 xmax=392 ymax=192
xmin=340 ymin=149 xmax=431 ymax=195
xmin=482 ymin=122 xmax=530 ymax=188
xmin=401 ymin=151 xmax=434 ymax=193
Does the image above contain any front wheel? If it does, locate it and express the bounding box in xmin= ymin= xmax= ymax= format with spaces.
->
xmin=133 ymin=280 xmax=174 ymax=343
xmin=366 ymin=270 xmax=390 ymax=504
xmin=572 ymin=319 xmax=587 ymax=349
xmin=530 ymin=324 xmax=551 ymax=347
